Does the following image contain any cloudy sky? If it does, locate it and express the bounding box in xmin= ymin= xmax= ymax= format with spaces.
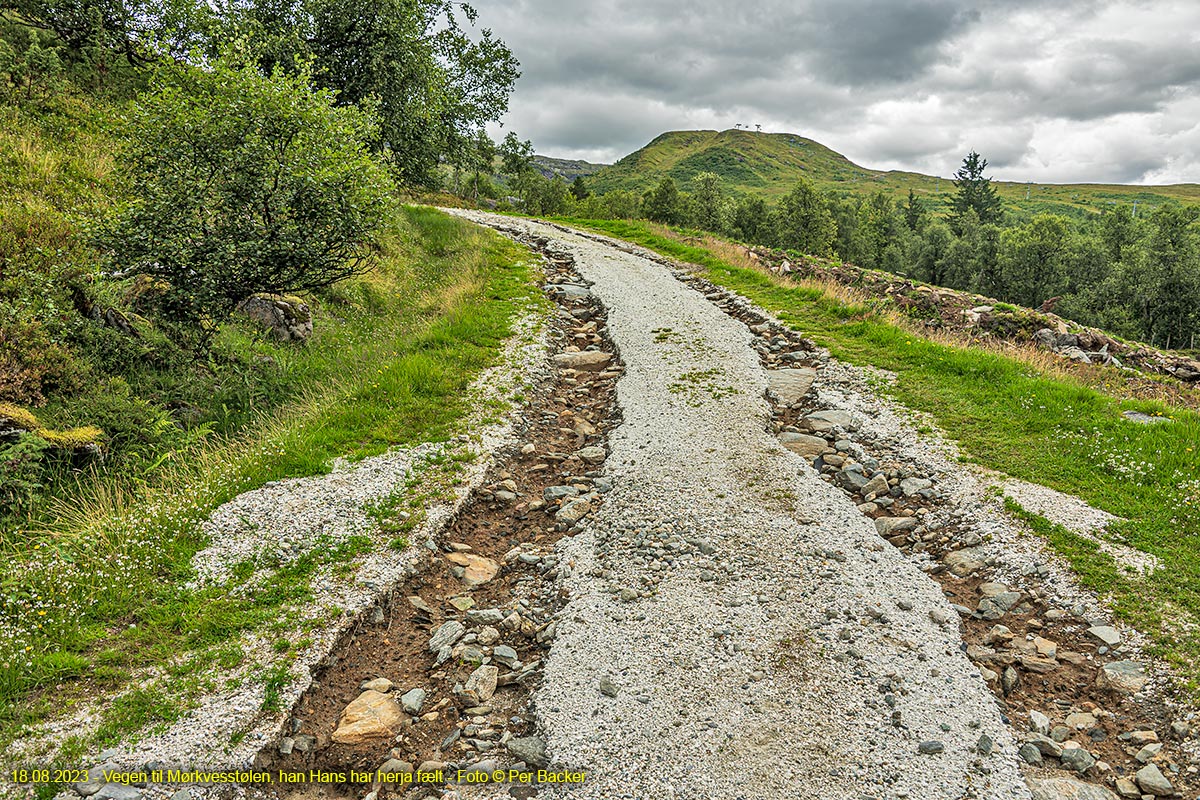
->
xmin=474 ymin=0 xmax=1200 ymax=184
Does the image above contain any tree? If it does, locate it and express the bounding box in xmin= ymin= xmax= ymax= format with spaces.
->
xmin=1140 ymin=205 xmax=1200 ymax=348
xmin=858 ymin=191 xmax=899 ymax=270
xmin=527 ymin=175 xmax=571 ymax=216
xmin=730 ymin=195 xmax=769 ymax=243
xmin=643 ymin=177 xmax=681 ymax=224
xmin=914 ymin=221 xmax=953 ymax=285
xmin=466 ymin=130 xmax=495 ymax=201
xmin=570 ymin=175 xmax=590 ymax=201
xmin=690 ymin=171 xmax=725 ymax=232
xmin=950 ymin=151 xmax=1003 ymax=229
xmin=231 ymin=0 xmax=519 ymax=187
xmin=1099 ymin=205 xmax=1141 ymax=264
xmin=903 ymin=189 xmax=927 ymax=231
xmin=101 ymin=57 xmax=394 ymax=325
xmin=498 ymin=131 xmax=535 ymax=205
xmin=774 ymin=179 xmax=835 ymax=257
xmin=997 ymin=214 xmax=1072 ymax=308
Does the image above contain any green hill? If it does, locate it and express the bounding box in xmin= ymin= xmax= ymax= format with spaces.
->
xmin=589 ymin=128 xmax=1200 ymax=218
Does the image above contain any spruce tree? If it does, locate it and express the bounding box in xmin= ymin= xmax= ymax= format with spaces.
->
xmin=950 ymin=151 xmax=1003 ymax=229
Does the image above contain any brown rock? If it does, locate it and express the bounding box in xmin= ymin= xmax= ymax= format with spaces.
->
xmin=446 ymin=552 xmax=500 ymax=587
xmin=553 ymin=351 xmax=612 ymax=371
xmin=331 ymin=690 xmax=405 ymax=744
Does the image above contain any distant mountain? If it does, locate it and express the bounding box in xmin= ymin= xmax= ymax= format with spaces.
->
xmin=588 ymin=129 xmax=1200 ymax=218
xmin=531 ymin=155 xmax=609 ymax=182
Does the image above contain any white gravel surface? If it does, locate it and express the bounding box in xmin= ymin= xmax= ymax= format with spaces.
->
xmin=1000 ymin=479 xmax=1159 ymax=574
xmin=451 ymin=211 xmax=1031 ymax=800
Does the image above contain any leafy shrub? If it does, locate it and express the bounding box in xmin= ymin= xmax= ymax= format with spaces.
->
xmin=101 ymin=55 xmax=396 ymax=325
xmin=0 ymin=433 xmax=51 ymax=519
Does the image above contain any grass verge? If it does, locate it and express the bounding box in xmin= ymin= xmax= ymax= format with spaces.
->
xmin=0 ymin=207 xmax=543 ymax=752
xmin=565 ymin=217 xmax=1200 ymax=692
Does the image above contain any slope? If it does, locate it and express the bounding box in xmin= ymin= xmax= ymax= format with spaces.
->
xmin=588 ymin=128 xmax=1200 ymax=218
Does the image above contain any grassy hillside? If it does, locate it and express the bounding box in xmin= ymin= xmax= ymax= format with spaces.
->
xmin=0 ymin=62 xmax=547 ymax=751
xmin=589 ymin=129 xmax=1200 ymax=219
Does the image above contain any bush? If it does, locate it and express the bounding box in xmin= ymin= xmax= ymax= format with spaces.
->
xmin=101 ymin=55 xmax=396 ymax=325
xmin=0 ymin=433 xmax=51 ymax=519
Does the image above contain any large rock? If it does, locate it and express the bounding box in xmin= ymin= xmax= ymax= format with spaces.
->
xmin=429 ymin=620 xmax=465 ymax=651
xmin=507 ymin=736 xmax=548 ymax=768
xmin=766 ymin=368 xmax=816 ymax=405
xmin=875 ymin=517 xmax=918 ymax=537
xmin=861 ymin=473 xmax=889 ymax=497
xmin=1097 ymin=660 xmax=1147 ymax=694
xmin=899 ymin=477 xmax=933 ymax=496
xmin=1134 ymin=763 xmax=1173 ymax=796
xmin=779 ymin=432 xmax=828 ymax=458
xmin=464 ymin=665 xmax=499 ymax=702
xmin=1026 ymin=776 xmax=1118 ymax=800
xmin=331 ymin=690 xmax=405 ymax=744
xmin=556 ymin=497 xmax=593 ymax=526
xmin=553 ymin=351 xmax=612 ymax=371
xmin=577 ymin=446 xmax=606 ymax=464
xmin=236 ymin=294 xmax=312 ymax=343
xmin=1087 ymin=626 xmax=1121 ymax=646
xmin=399 ymin=688 xmax=426 ymax=715
xmin=446 ymin=552 xmax=500 ymax=587
xmin=803 ymin=409 xmax=854 ymax=432
xmin=944 ymin=547 xmax=986 ymax=576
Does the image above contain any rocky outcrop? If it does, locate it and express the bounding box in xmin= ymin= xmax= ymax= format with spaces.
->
xmin=236 ymin=294 xmax=313 ymax=343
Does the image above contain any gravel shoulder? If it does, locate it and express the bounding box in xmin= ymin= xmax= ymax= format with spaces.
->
xmin=451 ymin=211 xmax=1031 ymax=800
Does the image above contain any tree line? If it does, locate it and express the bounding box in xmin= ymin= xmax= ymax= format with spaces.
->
xmin=487 ymin=150 xmax=1200 ymax=352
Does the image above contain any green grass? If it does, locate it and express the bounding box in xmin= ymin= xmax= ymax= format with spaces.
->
xmin=588 ymin=128 xmax=1200 ymax=219
xmin=569 ymin=217 xmax=1200 ymax=691
xmin=0 ymin=206 xmax=545 ymax=752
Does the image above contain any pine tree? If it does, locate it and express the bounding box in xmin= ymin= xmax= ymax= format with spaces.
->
xmin=950 ymin=151 xmax=1003 ymax=229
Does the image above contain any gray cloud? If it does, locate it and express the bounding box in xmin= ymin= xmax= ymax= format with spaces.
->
xmin=476 ymin=0 xmax=1200 ymax=183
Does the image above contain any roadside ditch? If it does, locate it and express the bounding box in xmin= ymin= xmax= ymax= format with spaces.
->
xmin=252 ymin=235 xmax=622 ymax=799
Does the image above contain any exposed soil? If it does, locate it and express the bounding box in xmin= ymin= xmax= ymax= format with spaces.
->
xmin=253 ymin=240 xmax=622 ymax=796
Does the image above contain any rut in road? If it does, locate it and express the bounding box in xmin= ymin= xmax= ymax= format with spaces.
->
xmin=449 ymin=212 xmax=1029 ymax=800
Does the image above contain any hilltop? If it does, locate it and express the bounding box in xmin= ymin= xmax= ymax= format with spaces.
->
xmin=587 ymin=128 xmax=1200 ymax=218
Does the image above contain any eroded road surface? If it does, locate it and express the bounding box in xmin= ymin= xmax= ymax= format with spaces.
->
xmin=447 ymin=211 xmax=1029 ymax=799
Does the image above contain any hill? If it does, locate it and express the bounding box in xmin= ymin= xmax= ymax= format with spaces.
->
xmin=531 ymin=154 xmax=608 ymax=181
xmin=588 ymin=128 xmax=1200 ymax=218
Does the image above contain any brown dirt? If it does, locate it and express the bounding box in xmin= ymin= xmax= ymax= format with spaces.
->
xmin=253 ymin=241 xmax=622 ymax=798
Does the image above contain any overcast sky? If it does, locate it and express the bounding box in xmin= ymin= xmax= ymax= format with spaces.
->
xmin=475 ymin=0 xmax=1200 ymax=184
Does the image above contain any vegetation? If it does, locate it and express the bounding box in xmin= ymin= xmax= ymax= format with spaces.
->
xmin=1 ymin=206 xmax=541 ymax=749
xmin=0 ymin=0 xmax=537 ymax=752
xmin=586 ymin=128 xmax=1200 ymax=215
xmin=565 ymin=217 xmax=1200 ymax=689
xmin=103 ymin=56 xmax=396 ymax=324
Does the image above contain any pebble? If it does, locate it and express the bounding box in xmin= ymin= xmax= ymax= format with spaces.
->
xmin=400 ymin=688 xmax=426 ymax=715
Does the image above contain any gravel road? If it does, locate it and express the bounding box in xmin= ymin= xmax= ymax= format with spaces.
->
xmin=449 ymin=211 xmax=1031 ymax=800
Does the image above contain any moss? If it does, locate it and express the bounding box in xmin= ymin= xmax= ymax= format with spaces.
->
xmin=0 ymin=402 xmax=104 ymax=448
xmin=0 ymin=401 xmax=40 ymax=431
xmin=37 ymin=425 xmax=103 ymax=448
